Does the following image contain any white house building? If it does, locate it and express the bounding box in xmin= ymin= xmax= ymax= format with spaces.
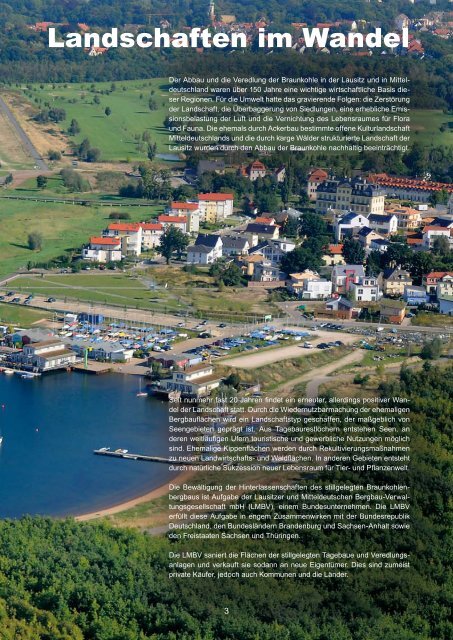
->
xmin=334 ymin=212 xmax=370 ymax=241
xmin=159 ymin=362 xmax=220 ymax=398
xmin=367 ymin=213 xmax=398 ymax=236
xmin=187 ymin=234 xmax=223 ymax=264
xmin=350 ymin=276 xmax=380 ymax=303
xmin=83 ymin=236 xmax=122 ymax=263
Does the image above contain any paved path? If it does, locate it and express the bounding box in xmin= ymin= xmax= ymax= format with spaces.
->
xmin=0 ymin=96 xmax=48 ymax=172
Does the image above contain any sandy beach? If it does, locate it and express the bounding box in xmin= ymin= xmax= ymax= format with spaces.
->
xmin=75 ymin=469 xmax=195 ymax=522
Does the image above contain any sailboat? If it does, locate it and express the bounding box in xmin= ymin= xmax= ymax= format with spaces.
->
xmin=136 ymin=378 xmax=148 ymax=398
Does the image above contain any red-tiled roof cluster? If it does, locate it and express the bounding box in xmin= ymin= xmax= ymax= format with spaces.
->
xmin=369 ymin=173 xmax=453 ymax=193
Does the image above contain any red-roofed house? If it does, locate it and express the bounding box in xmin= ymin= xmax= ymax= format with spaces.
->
xmin=323 ymin=244 xmax=345 ymax=266
xmin=247 ymin=160 xmax=266 ymax=181
xmin=158 ymin=215 xmax=188 ymax=233
xmin=140 ymin=223 xmax=163 ymax=249
xmin=83 ymin=237 xmax=122 ymax=263
xmin=168 ymin=202 xmax=200 ymax=232
xmin=198 ymin=193 xmax=234 ymax=223
xmin=104 ymin=223 xmax=142 ymax=256
xmin=307 ymin=168 xmax=328 ymax=200
xmin=423 ymin=271 xmax=453 ymax=296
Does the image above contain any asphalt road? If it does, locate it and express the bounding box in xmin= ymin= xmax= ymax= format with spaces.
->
xmin=0 ymin=95 xmax=49 ymax=172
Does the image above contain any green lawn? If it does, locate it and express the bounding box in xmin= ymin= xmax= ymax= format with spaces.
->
xmin=0 ymin=199 xmax=163 ymax=278
xmin=16 ymin=79 xmax=174 ymax=162
xmin=0 ymin=302 xmax=50 ymax=327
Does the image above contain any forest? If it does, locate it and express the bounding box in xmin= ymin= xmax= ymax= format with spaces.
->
xmin=0 ymin=364 xmax=451 ymax=639
xmin=0 ymin=0 xmax=451 ymax=111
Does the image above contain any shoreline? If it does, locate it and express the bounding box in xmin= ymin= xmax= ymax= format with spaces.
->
xmin=75 ymin=469 xmax=194 ymax=522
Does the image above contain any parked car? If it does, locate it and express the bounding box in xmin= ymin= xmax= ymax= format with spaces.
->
xmin=47 ymin=298 xmax=56 ymax=303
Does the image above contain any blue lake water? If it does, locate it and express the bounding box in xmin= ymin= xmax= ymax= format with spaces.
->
xmin=0 ymin=372 xmax=174 ymax=518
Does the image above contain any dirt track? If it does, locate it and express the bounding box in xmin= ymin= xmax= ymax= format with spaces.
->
xmin=225 ymin=330 xmax=358 ymax=369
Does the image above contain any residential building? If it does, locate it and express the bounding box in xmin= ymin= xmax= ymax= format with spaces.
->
xmin=253 ymin=261 xmax=286 ymax=283
xmin=437 ymin=273 xmax=453 ymax=299
xmin=334 ymin=212 xmax=370 ymax=241
xmin=370 ymin=238 xmax=390 ymax=253
xmin=169 ymin=202 xmax=200 ymax=233
xmin=423 ymin=271 xmax=453 ymax=296
xmin=331 ymin=264 xmax=365 ymax=294
xmin=423 ymin=226 xmax=452 ymax=250
xmin=83 ymin=237 xmax=122 ymax=263
xmin=221 ymin=236 xmax=250 ymax=257
xmin=351 ymin=276 xmax=380 ymax=302
xmin=245 ymin=223 xmax=280 ymax=242
xmin=248 ymin=238 xmax=295 ymax=265
xmin=159 ymin=362 xmax=220 ymax=398
xmin=385 ymin=206 xmax=422 ymax=231
xmin=403 ymin=285 xmax=428 ymax=306
xmin=198 ymin=193 xmax=234 ymax=222
xmin=186 ymin=234 xmax=223 ymax=264
xmin=186 ymin=245 xmax=218 ymax=265
xmin=307 ymin=168 xmax=328 ymax=200
xmin=322 ymin=244 xmax=345 ymax=266
xmin=158 ymin=215 xmax=188 ymax=234
xmin=13 ymin=339 xmax=77 ymax=372
xmin=273 ymin=166 xmax=286 ymax=183
xmin=300 ymin=279 xmax=333 ymax=300
xmin=104 ymin=222 xmax=143 ymax=256
xmin=383 ymin=268 xmax=413 ymax=297
xmin=368 ymin=173 xmax=453 ymax=203
xmin=246 ymin=160 xmax=267 ymax=181
xmin=358 ymin=227 xmax=386 ymax=248
xmin=379 ymin=299 xmax=406 ymax=324
xmin=367 ymin=213 xmax=398 ymax=235
xmin=141 ymin=223 xmax=163 ymax=250
xmin=316 ymin=177 xmax=386 ymax=216
xmin=287 ymin=270 xmax=321 ymax=297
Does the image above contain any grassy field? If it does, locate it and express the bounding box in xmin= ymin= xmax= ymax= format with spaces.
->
xmin=0 ymin=199 xmax=163 ymax=278
xmin=4 ymin=81 xmax=451 ymax=164
xmin=6 ymin=79 xmax=172 ymax=163
xmin=0 ymin=302 xmax=50 ymax=327
xmin=411 ymin=311 xmax=453 ymax=328
xmin=11 ymin=268 xmax=276 ymax=318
